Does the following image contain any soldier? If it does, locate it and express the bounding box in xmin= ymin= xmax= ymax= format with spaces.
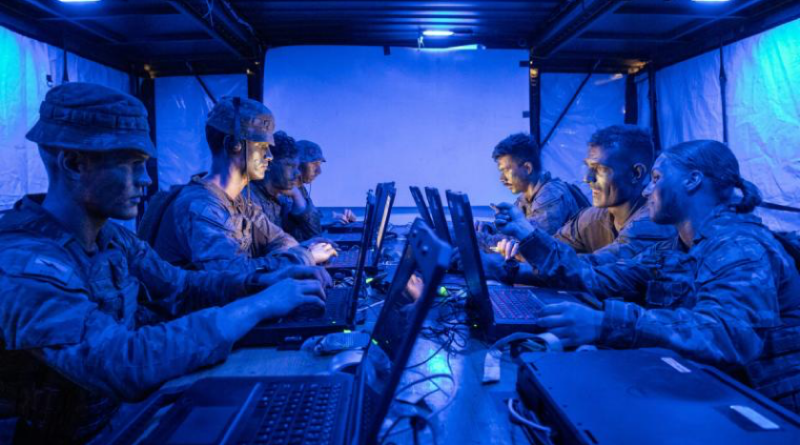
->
xmin=488 ymin=132 xmax=587 ymax=236
xmin=489 ymin=125 xmax=676 ymax=281
xmin=140 ymin=99 xmax=337 ymax=272
xmin=0 ymin=83 xmax=328 ymax=443
xmin=496 ymin=139 xmax=800 ymax=412
xmin=247 ymin=131 xmax=305 ymax=234
xmin=292 ymin=139 xmax=358 ymax=233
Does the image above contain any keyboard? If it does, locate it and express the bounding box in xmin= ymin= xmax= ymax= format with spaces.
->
xmin=325 ymin=249 xmax=362 ymax=268
xmin=251 ymin=381 xmax=344 ymax=445
xmin=325 ymin=232 xmax=362 ymax=243
xmin=284 ymin=288 xmax=350 ymax=323
xmin=490 ymin=288 xmax=545 ymax=320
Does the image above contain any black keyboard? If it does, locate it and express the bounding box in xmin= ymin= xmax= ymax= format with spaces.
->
xmin=490 ymin=288 xmax=545 ymax=320
xmin=251 ymin=381 xmax=344 ymax=445
xmin=324 ymin=288 xmax=351 ymax=321
xmin=326 ymin=249 xmax=361 ymax=268
xmin=326 ymin=232 xmax=362 ymax=243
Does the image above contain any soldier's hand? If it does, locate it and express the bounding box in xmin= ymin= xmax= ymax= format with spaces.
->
xmin=309 ymin=242 xmax=338 ymax=264
xmin=536 ymin=302 xmax=603 ymax=348
xmin=256 ymin=278 xmax=326 ymax=319
xmin=480 ymin=250 xmax=506 ymax=281
xmin=491 ymin=202 xmax=534 ymax=240
xmin=492 ymin=238 xmax=520 ymax=261
xmin=405 ymin=274 xmax=424 ymax=301
xmin=332 ymin=209 xmax=357 ymax=224
xmin=258 ymin=265 xmax=332 ymax=288
xmin=302 ymin=237 xmax=339 ymax=250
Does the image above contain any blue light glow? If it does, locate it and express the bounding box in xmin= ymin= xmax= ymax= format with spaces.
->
xmin=691 ymin=0 xmax=730 ymax=3
xmin=422 ymin=30 xmax=455 ymax=37
xmin=58 ymin=0 xmax=101 ymax=3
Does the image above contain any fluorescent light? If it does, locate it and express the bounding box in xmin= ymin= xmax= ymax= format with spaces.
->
xmin=422 ymin=30 xmax=455 ymax=37
xmin=420 ymin=44 xmax=485 ymax=52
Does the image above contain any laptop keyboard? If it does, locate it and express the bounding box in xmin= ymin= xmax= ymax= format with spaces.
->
xmin=249 ymin=381 xmax=344 ymax=445
xmin=326 ymin=249 xmax=361 ymax=268
xmin=490 ymin=288 xmax=545 ymax=320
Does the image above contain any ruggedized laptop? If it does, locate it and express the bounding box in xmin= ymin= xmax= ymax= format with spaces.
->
xmin=326 ymin=182 xmax=395 ymax=271
xmin=424 ymin=186 xmax=453 ymax=245
xmin=135 ymin=219 xmax=452 ymax=445
xmin=446 ymin=190 xmax=597 ymax=341
xmin=325 ymin=182 xmax=394 ymax=245
xmin=516 ymin=348 xmax=800 ymax=445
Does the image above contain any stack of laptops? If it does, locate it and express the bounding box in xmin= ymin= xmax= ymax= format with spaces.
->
xmin=122 ymin=219 xmax=451 ymax=445
xmin=326 ymin=182 xmax=396 ymax=271
xmin=445 ymin=190 xmax=599 ymax=341
xmin=516 ymin=348 xmax=800 ymax=445
xmin=324 ymin=182 xmax=395 ymax=246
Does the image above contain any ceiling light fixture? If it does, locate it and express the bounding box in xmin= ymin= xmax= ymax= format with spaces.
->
xmin=422 ymin=30 xmax=455 ymax=37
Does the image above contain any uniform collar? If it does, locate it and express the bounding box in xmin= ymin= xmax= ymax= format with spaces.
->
xmin=523 ymin=171 xmax=552 ymax=204
xmin=12 ymin=194 xmax=117 ymax=252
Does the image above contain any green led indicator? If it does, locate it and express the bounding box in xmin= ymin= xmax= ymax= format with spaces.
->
xmin=438 ymin=286 xmax=448 ymax=296
xmin=371 ymin=339 xmax=379 ymax=345
xmin=343 ymin=329 xmax=352 ymax=333
xmin=366 ymin=277 xmax=374 ymax=284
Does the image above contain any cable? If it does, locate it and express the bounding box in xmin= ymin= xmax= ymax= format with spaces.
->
xmin=507 ymin=399 xmax=551 ymax=433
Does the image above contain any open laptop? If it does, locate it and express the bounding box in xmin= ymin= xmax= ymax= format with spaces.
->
xmin=446 ymin=190 xmax=596 ymax=340
xmin=517 ymin=348 xmax=800 ymax=445
xmin=409 ymin=185 xmax=435 ymax=229
xmin=424 ymin=186 xmax=453 ymax=245
xmin=237 ymin=210 xmax=373 ymax=346
xmin=325 ymin=182 xmax=393 ymax=245
xmin=326 ymin=182 xmax=396 ymax=271
xmin=133 ymin=219 xmax=451 ymax=445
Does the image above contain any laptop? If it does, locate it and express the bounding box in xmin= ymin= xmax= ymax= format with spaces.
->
xmin=424 ymin=187 xmax=453 ymax=245
xmin=132 ymin=219 xmax=452 ymax=445
xmin=409 ymin=186 xmax=435 ymax=229
xmin=326 ymin=182 xmax=396 ymax=271
xmin=325 ymin=182 xmax=393 ymax=245
xmin=516 ymin=348 xmax=800 ymax=445
xmin=446 ymin=190 xmax=595 ymax=341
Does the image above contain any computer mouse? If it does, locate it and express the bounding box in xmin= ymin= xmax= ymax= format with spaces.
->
xmin=289 ymin=302 xmax=326 ymax=320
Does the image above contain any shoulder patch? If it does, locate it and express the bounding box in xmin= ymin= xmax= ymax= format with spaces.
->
xmin=22 ymin=255 xmax=76 ymax=285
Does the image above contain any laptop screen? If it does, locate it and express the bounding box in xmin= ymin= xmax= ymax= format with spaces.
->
xmin=354 ymin=219 xmax=451 ymax=445
xmin=424 ymin=187 xmax=452 ymax=244
xmin=445 ymin=191 xmax=494 ymax=326
xmin=409 ymin=186 xmax=435 ymax=229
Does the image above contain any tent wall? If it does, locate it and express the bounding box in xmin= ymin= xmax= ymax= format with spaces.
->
xmin=540 ymin=73 xmax=625 ymax=195
xmin=154 ymin=75 xmax=247 ymax=190
xmin=262 ymin=46 xmax=528 ymax=207
xmin=0 ymin=25 xmax=129 ymax=210
xmin=654 ymin=18 xmax=800 ymax=231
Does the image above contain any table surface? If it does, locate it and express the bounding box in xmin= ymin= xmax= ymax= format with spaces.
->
xmin=100 ymin=224 xmax=531 ymax=445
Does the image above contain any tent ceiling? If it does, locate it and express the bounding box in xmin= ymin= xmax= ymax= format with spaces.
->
xmin=1 ymin=0 xmax=798 ymax=77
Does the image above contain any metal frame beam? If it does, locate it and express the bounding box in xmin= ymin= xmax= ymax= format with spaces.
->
xmin=532 ymin=0 xmax=622 ymax=58
xmin=167 ymin=0 xmax=262 ymax=61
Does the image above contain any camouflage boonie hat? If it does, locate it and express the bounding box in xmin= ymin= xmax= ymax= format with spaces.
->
xmin=297 ymin=140 xmax=326 ymax=163
xmin=25 ymin=82 xmax=156 ymax=156
xmin=206 ymin=96 xmax=275 ymax=144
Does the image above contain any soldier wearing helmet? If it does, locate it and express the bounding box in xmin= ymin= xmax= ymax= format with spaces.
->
xmin=140 ymin=96 xmax=337 ymax=271
xmin=0 ymin=83 xmax=328 ymax=443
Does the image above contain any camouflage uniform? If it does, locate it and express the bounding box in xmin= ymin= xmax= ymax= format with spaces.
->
xmin=515 ymin=172 xmax=586 ymax=235
xmin=518 ymin=205 xmax=800 ymax=412
xmin=142 ymin=96 xmax=313 ymax=273
xmin=287 ymin=185 xmax=323 ymax=242
xmin=554 ymin=196 xmax=676 ymax=265
xmin=247 ymin=138 xmax=324 ymax=242
xmin=480 ymin=172 xmax=586 ymax=249
xmin=149 ymin=175 xmax=312 ymax=273
xmin=0 ymin=83 xmax=262 ymax=443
